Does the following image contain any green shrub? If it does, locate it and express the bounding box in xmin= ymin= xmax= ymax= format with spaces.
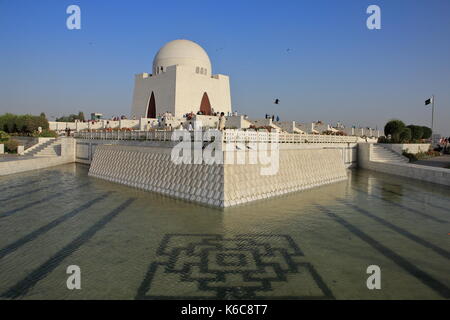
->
xmin=406 ymin=125 xmax=423 ymax=141
xmin=0 ymin=130 xmax=9 ymax=142
xmin=399 ymin=127 xmax=411 ymax=143
xmin=415 ymin=150 xmax=440 ymax=160
xmin=33 ymin=129 xmax=58 ymax=138
xmin=4 ymin=139 xmax=19 ymax=153
xmin=377 ymin=136 xmax=388 ymax=143
xmin=384 ymin=119 xmax=405 ymax=143
xmin=402 ymin=150 xmax=440 ymax=162
xmin=421 ymin=126 xmax=432 ymax=139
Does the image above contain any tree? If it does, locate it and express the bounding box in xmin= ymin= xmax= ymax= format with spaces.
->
xmin=406 ymin=125 xmax=424 ymax=141
xmin=4 ymin=139 xmax=19 ymax=153
xmin=384 ymin=119 xmax=405 ymax=143
xmin=421 ymin=126 xmax=432 ymax=139
xmin=0 ymin=113 xmax=17 ymax=133
xmin=56 ymin=111 xmax=84 ymax=122
xmin=399 ymin=127 xmax=411 ymax=143
xmin=35 ymin=115 xmax=49 ymax=130
xmin=0 ymin=113 xmax=49 ymax=134
xmin=78 ymin=111 xmax=85 ymax=122
xmin=14 ymin=114 xmax=27 ymax=133
xmin=16 ymin=114 xmax=42 ymax=133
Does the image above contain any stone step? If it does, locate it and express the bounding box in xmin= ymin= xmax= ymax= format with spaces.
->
xmin=23 ymin=139 xmax=55 ymax=155
xmin=371 ymin=144 xmax=409 ymax=163
xmin=32 ymin=141 xmax=61 ymax=157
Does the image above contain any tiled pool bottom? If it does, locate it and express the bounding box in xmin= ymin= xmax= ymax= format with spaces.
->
xmin=0 ymin=164 xmax=448 ymax=300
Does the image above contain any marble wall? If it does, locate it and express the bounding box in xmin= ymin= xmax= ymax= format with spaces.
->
xmin=88 ymin=144 xmax=348 ymax=207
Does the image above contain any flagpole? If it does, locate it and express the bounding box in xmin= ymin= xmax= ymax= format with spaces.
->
xmin=431 ymin=94 xmax=435 ymax=137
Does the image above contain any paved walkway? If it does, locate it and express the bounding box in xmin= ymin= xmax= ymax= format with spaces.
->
xmin=414 ymin=155 xmax=450 ymax=168
xmin=0 ymin=155 xmax=35 ymax=162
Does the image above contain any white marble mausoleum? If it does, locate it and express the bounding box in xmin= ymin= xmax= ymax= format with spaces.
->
xmin=131 ymin=39 xmax=232 ymax=119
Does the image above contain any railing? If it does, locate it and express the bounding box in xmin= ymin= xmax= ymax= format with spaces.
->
xmin=222 ymin=131 xmax=358 ymax=143
xmin=74 ymin=130 xmax=174 ymax=141
xmin=74 ymin=130 xmax=358 ymax=144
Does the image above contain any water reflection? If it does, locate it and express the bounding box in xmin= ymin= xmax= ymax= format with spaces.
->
xmin=0 ymin=164 xmax=448 ymax=300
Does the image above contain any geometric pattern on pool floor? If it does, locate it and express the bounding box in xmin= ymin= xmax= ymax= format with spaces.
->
xmin=136 ymin=234 xmax=334 ymax=299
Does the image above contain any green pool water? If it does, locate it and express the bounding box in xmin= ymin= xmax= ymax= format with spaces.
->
xmin=0 ymin=163 xmax=448 ymax=299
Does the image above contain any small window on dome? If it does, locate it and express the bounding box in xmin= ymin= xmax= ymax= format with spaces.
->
xmin=196 ymin=67 xmax=199 ymax=73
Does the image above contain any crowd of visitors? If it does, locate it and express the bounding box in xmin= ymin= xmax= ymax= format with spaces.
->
xmin=437 ymin=137 xmax=450 ymax=154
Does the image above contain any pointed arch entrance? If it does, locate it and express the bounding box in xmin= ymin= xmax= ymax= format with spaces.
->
xmin=199 ymin=92 xmax=212 ymax=115
xmin=146 ymin=92 xmax=156 ymax=118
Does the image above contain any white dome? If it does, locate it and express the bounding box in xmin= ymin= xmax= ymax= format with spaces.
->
xmin=152 ymin=39 xmax=212 ymax=76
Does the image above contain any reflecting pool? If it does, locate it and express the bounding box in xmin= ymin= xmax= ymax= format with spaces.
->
xmin=0 ymin=164 xmax=449 ymax=299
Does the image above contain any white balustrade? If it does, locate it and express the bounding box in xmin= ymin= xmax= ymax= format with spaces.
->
xmin=74 ymin=129 xmax=358 ymax=144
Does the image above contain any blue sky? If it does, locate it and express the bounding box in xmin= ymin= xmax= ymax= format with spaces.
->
xmin=0 ymin=0 xmax=449 ymax=135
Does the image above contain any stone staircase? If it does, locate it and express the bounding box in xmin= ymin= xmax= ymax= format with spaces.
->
xmin=23 ymin=138 xmax=61 ymax=157
xmin=371 ymin=144 xmax=409 ymax=163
